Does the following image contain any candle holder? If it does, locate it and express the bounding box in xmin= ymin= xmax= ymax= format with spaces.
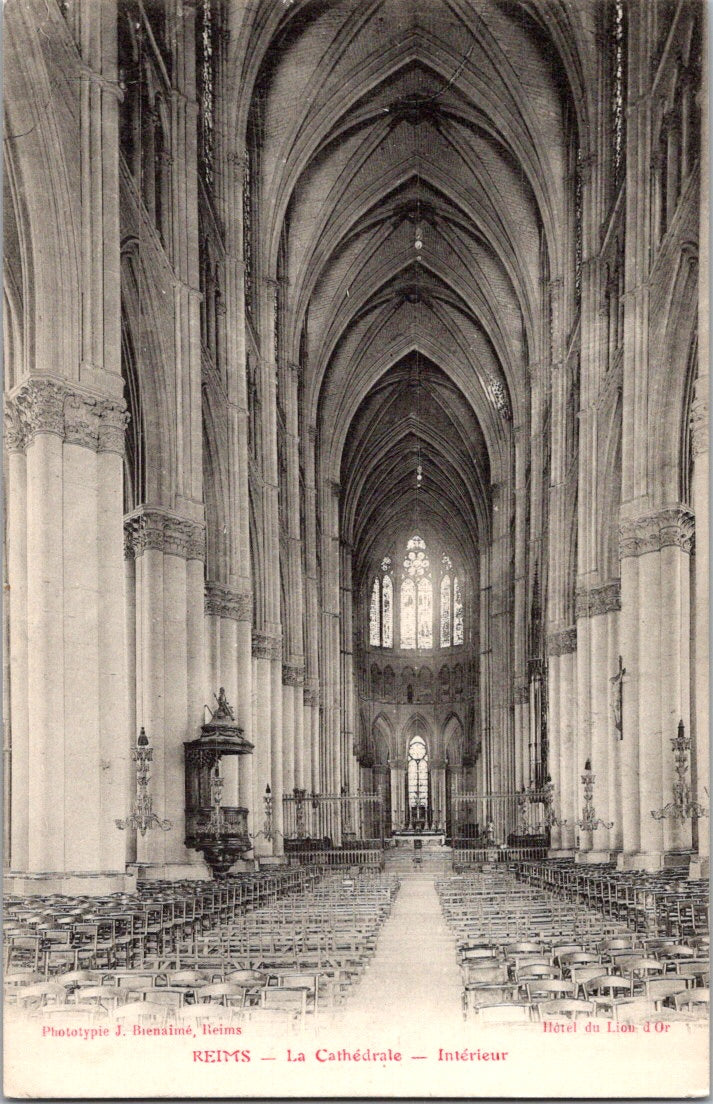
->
xmin=532 ymin=775 xmax=568 ymax=831
xmin=293 ymin=787 xmax=307 ymax=837
xmin=651 ymin=720 xmax=709 ymax=822
xmin=575 ymin=760 xmax=613 ymax=831
xmin=116 ymin=728 xmax=173 ymax=836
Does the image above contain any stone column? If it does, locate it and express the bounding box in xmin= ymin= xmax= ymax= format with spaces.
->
xmin=293 ymin=671 xmax=305 ymax=790
xmin=270 ymin=641 xmax=284 ymax=855
xmin=618 ymin=508 xmax=695 ymax=869
xmin=389 ymin=760 xmax=406 ymax=830
xmin=574 ymin=583 xmax=620 ymax=860
xmin=96 ymin=408 xmax=132 ymax=871
xmin=282 ymin=664 xmax=304 ymax=791
xmin=546 ymin=650 xmax=562 ymax=852
xmin=5 ymin=431 xmax=29 ymax=871
xmin=618 ymin=550 xmax=641 ymax=860
xmin=126 ymin=507 xmax=206 ymax=878
xmin=5 ymin=380 xmax=132 ymax=893
xmin=281 ymin=678 xmax=295 ymax=797
xmin=690 ymin=383 xmax=709 ymax=868
xmin=236 ymin=619 xmax=254 ymax=824
xmin=373 ymin=765 xmax=389 ymax=839
xmin=304 ymin=684 xmax=319 ymax=797
xmin=252 ymin=633 xmax=274 ymax=857
xmin=431 ymin=760 xmax=447 ymax=831
xmin=27 ymin=429 xmax=65 ymax=873
xmin=204 ymin=583 xmax=254 ymax=824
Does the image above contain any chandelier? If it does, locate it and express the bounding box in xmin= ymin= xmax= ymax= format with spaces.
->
xmin=116 ymin=728 xmax=172 ymax=836
xmin=651 ymin=720 xmax=709 ymax=822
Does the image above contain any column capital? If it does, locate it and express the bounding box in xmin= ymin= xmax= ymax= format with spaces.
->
xmin=204 ymin=581 xmax=252 ymax=621
xmin=4 ymin=378 xmax=128 ymax=455
xmin=123 ymin=507 xmax=206 ymax=562
xmin=619 ymin=506 xmax=695 ymax=559
xmin=252 ymin=631 xmax=282 ymax=661
xmin=547 ymin=626 xmax=577 ymax=655
xmin=282 ymin=663 xmax=305 ymax=687
xmin=303 ymin=686 xmax=319 ymax=707
xmin=575 ymin=581 xmax=621 ymax=619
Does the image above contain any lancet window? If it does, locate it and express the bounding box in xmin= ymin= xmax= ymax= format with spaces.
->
xmin=367 ymin=538 xmax=464 ymax=651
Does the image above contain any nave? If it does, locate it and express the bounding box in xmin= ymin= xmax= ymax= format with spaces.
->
xmin=5 ymin=859 xmax=709 ymax=1035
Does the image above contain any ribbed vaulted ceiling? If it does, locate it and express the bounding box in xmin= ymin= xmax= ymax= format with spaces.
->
xmin=241 ymin=0 xmax=587 ymax=570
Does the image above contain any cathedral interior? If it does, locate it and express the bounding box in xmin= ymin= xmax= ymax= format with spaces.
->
xmin=3 ymin=0 xmax=708 ymax=896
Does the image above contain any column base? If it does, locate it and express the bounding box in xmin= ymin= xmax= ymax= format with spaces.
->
xmin=228 ymin=858 xmax=258 ymax=873
xmin=616 ymin=851 xmax=666 ymax=872
xmin=689 ymin=856 xmax=709 ymax=880
xmin=575 ymin=850 xmax=611 ymax=864
xmin=257 ymin=856 xmax=286 ymax=868
xmin=129 ymin=861 xmax=211 ymax=882
xmin=4 ymin=869 xmax=138 ymax=896
xmin=547 ymin=848 xmax=576 ymax=859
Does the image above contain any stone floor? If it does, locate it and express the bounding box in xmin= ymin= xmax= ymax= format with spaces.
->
xmin=337 ymin=873 xmax=462 ymax=1032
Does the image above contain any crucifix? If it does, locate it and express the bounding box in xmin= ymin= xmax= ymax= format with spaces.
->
xmin=610 ymin=655 xmax=625 ymax=740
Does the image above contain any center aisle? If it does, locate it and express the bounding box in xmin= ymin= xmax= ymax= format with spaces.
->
xmin=338 ymin=873 xmax=462 ymax=1032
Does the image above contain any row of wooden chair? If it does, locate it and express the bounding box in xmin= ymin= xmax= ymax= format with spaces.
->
xmin=5 ymin=872 xmax=402 ymax=1029
xmin=436 ymin=870 xmax=709 ymax=1025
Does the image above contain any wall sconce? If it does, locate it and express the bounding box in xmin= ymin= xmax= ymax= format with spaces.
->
xmin=116 ymin=728 xmax=172 ymax=837
xmin=575 ymin=760 xmax=613 ymax=831
xmin=651 ymin=720 xmax=709 ymax=822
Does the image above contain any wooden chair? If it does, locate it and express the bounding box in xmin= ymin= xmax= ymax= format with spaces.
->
xmin=15 ymin=983 xmax=67 ymax=1012
xmin=476 ymin=1003 xmax=532 ymax=1024
xmin=617 ymin=956 xmax=665 ymax=994
xmin=5 ymin=935 xmax=45 ymax=975
xmin=672 ymin=987 xmax=709 ymax=1013
xmin=112 ymin=1000 xmax=169 ymax=1027
xmin=72 ymin=985 xmax=129 ymax=1014
xmin=176 ymin=1003 xmax=237 ymax=1024
xmin=539 ymin=998 xmax=595 ymax=1020
xmin=195 ymin=982 xmax=247 ymax=1008
xmin=583 ymin=973 xmax=634 ymax=1015
xmin=525 ymin=978 xmax=576 ymax=1006
xmin=572 ymin=965 xmax=610 ymax=1000
xmin=260 ymin=987 xmax=307 ymax=1027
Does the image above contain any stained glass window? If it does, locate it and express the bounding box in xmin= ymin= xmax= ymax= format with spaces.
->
xmin=401 ymin=577 xmax=416 ymax=649
xmin=382 ymin=574 xmax=393 ymax=647
xmin=369 ymin=578 xmax=380 ymax=646
xmin=404 ymin=548 xmax=429 ymax=577
xmin=440 ymin=574 xmax=451 ymax=647
xmin=407 ymin=735 xmax=429 ymax=826
xmin=417 ymin=577 xmax=432 ymax=648
xmin=453 ymin=577 xmax=464 ymax=645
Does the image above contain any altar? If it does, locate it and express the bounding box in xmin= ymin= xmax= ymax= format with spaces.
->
xmin=392 ymin=830 xmax=446 ymax=850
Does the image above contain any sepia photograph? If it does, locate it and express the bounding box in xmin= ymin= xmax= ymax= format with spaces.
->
xmin=2 ymin=0 xmax=709 ymax=1097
